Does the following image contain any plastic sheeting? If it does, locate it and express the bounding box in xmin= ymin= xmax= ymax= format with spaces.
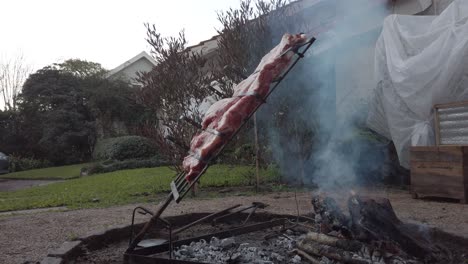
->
xmin=367 ymin=0 xmax=468 ymax=168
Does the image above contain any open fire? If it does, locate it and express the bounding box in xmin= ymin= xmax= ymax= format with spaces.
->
xmin=123 ymin=194 xmax=465 ymax=264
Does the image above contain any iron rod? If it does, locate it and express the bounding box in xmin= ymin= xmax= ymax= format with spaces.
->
xmin=127 ymin=194 xmax=174 ymax=251
xmin=173 ymin=204 xmax=241 ymax=235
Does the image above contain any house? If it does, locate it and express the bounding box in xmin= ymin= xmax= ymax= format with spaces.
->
xmin=183 ymin=0 xmax=453 ymax=124
xmin=94 ymin=51 xmax=157 ymax=139
xmin=106 ymin=51 xmax=157 ymax=86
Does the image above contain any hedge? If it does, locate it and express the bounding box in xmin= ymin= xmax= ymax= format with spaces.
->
xmin=93 ymin=136 xmax=158 ymax=161
xmin=82 ymin=157 xmax=167 ymax=175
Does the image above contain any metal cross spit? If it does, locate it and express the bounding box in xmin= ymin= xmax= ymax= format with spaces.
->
xmin=127 ymin=35 xmax=316 ymax=252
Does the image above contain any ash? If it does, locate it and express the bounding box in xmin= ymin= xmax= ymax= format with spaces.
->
xmin=173 ymin=229 xmax=306 ymax=264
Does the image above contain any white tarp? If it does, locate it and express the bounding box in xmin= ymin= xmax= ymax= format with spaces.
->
xmin=393 ymin=0 xmax=432 ymax=15
xmin=367 ymin=0 xmax=468 ymax=168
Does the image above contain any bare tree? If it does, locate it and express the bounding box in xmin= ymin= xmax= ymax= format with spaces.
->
xmin=214 ymin=0 xmax=313 ymax=186
xmin=213 ymin=0 xmax=306 ymax=94
xmin=0 ymin=53 xmax=32 ymax=111
xmin=136 ymin=26 xmax=212 ymax=171
xmin=136 ymin=0 xmax=314 ymax=185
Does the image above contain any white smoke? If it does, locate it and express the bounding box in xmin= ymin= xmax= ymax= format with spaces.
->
xmin=259 ymin=0 xmax=392 ymax=190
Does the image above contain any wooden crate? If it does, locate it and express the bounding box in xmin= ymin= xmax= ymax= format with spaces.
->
xmin=410 ymin=146 xmax=468 ymax=203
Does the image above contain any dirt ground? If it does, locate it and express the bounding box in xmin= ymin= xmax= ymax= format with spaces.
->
xmin=0 ymin=187 xmax=467 ymax=264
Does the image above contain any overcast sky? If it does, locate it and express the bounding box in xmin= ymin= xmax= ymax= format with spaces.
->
xmin=0 ymin=0 xmax=241 ymax=71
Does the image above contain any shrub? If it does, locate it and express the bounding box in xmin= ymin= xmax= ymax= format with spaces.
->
xmin=82 ymin=157 xmax=166 ymax=175
xmin=234 ymin=143 xmax=255 ymax=164
xmin=9 ymin=156 xmax=52 ymax=172
xmin=93 ymin=136 xmax=157 ymax=161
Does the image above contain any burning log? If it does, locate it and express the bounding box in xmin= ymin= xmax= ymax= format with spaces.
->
xmin=347 ymin=195 xmax=440 ymax=261
xmin=291 ymin=249 xmax=321 ymax=264
xmin=310 ymin=194 xmax=446 ymax=263
xmin=298 ymin=240 xmax=372 ymax=264
xmin=311 ymin=195 xmax=352 ymax=238
xmin=303 ymin=231 xmax=363 ymax=252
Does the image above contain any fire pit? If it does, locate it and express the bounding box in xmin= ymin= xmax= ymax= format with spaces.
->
xmin=64 ymin=198 xmax=468 ymax=264
xmin=73 ymin=210 xmax=313 ymax=264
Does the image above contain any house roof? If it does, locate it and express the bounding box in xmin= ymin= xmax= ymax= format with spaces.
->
xmin=185 ymin=35 xmax=220 ymax=55
xmin=183 ymin=0 xmax=433 ymax=56
xmin=106 ymin=51 xmax=157 ymax=78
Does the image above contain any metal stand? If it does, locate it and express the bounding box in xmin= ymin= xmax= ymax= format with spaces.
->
xmin=129 ymin=206 xmax=173 ymax=258
xmin=127 ymin=36 xmax=316 ymax=252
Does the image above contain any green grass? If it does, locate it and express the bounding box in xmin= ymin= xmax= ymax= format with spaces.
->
xmin=0 ymin=165 xmax=279 ymax=212
xmin=0 ymin=163 xmax=90 ymax=180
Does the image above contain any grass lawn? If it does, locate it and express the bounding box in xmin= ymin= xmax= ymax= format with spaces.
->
xmin=0 ymin=163 xmax=90 ymax=180
xmin=0 ymin=165 xmax=279 ymax=212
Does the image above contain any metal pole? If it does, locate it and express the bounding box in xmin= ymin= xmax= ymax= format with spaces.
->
xmin=254 ymin=112 xmax=260 ymax=192
xmin=173 ymin=204 xmax=241 ymax=235
xmin=127 ymin=194 xmax=174 ymax=251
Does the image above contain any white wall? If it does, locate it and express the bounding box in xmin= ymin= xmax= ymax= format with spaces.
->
xmin=110 ymin=57 xmax=155 ymax=84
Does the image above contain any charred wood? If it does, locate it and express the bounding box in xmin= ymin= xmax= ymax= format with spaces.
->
xmin=347 ymin=195 xmax=441 ymax=262
xmin=310 ymin=195 xmax=447 ymax=262
xmin=311 ymin=195 xmax=352 ymax=238
xmin=291 ymin=249 xmax=321 ymax=264
xmin=298 ymin=240 xmax=372 ymax=264
xmin=304 ymin=232 xmax=363 ymax=252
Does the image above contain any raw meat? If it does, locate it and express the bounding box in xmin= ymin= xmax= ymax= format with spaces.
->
xmin=183 ymin=33 xmax=308 ymax=181
xmin=202 ymin=98 xmax=239 ymax=129
xmin=212 ymin=96 xmax=259 ymax=135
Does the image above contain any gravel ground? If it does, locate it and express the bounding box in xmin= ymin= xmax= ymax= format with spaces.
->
xmin=0 ymin=187 xmax=467 ymax=264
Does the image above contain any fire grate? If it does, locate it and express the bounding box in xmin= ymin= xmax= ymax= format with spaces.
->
xmin=124 ymin=219 xmax=287 ymax=264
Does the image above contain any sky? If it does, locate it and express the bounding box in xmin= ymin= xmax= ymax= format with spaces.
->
xmin=0 ymin=0 xmax=241 ymax=71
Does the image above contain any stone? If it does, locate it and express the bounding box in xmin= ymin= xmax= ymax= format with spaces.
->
xmin=239 ymin=242 xmax=250 ymax=248
xmin=177 ymin=249 xmax=190 ymax=256
xmin=48 ymin=240 xmax=82 ymax=259
xmin=220 ymin=238 xmax=236 ymax=249
xmin=230 ymin=252 xmax=241 ymax=261
xmin=247 ymin=246 xmax=257 ymax=252
xmin=40 ymin=257 xmax=63 ymax=264
xmin=210 ymin=237 xmax=220 ymax=247
xmin=291 ymin=254 xmax=302 ymax=263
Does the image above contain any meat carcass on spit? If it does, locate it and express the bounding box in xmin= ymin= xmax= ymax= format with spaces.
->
xmin=183 ymin=33 xmax=308 ymax=181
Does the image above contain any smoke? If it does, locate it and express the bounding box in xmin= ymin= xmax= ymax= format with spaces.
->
xmin=258 ymin=0 xmax=393 ymax=190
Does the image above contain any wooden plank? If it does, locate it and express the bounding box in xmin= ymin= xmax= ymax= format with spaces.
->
xmin=411 ymin=160 xmax=463 ymax=170
xmin=434 ymin=100 xmax=468 ymax=110
xmin=411 ymin=163 xmax=463 ymax=178
xmin=410 ymin=146 xmax=440 ymax=151
xmin=412 ymin=183 xmax=464 ymax=195
xmin=410 ymin=145 xmax=463 ymax=152
xmin=411 ymin=173 xmax=464 ymax=188
xmin=434 ymin=107 xmax=441 ymax=145
xmin=463 ymin=148 xmax=468 ymax=203
xmin=411 ymin=172 xmax=463 ymax=185
xmin=410 ymin=150 xmax=463 ymax=162
xmin=410 ymin=145 xmax=468 ymax=202
xmin=412 ymin=184 xmax=464 ymax=195
xmin=412 ymin=187 xmax=464 ymax=200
